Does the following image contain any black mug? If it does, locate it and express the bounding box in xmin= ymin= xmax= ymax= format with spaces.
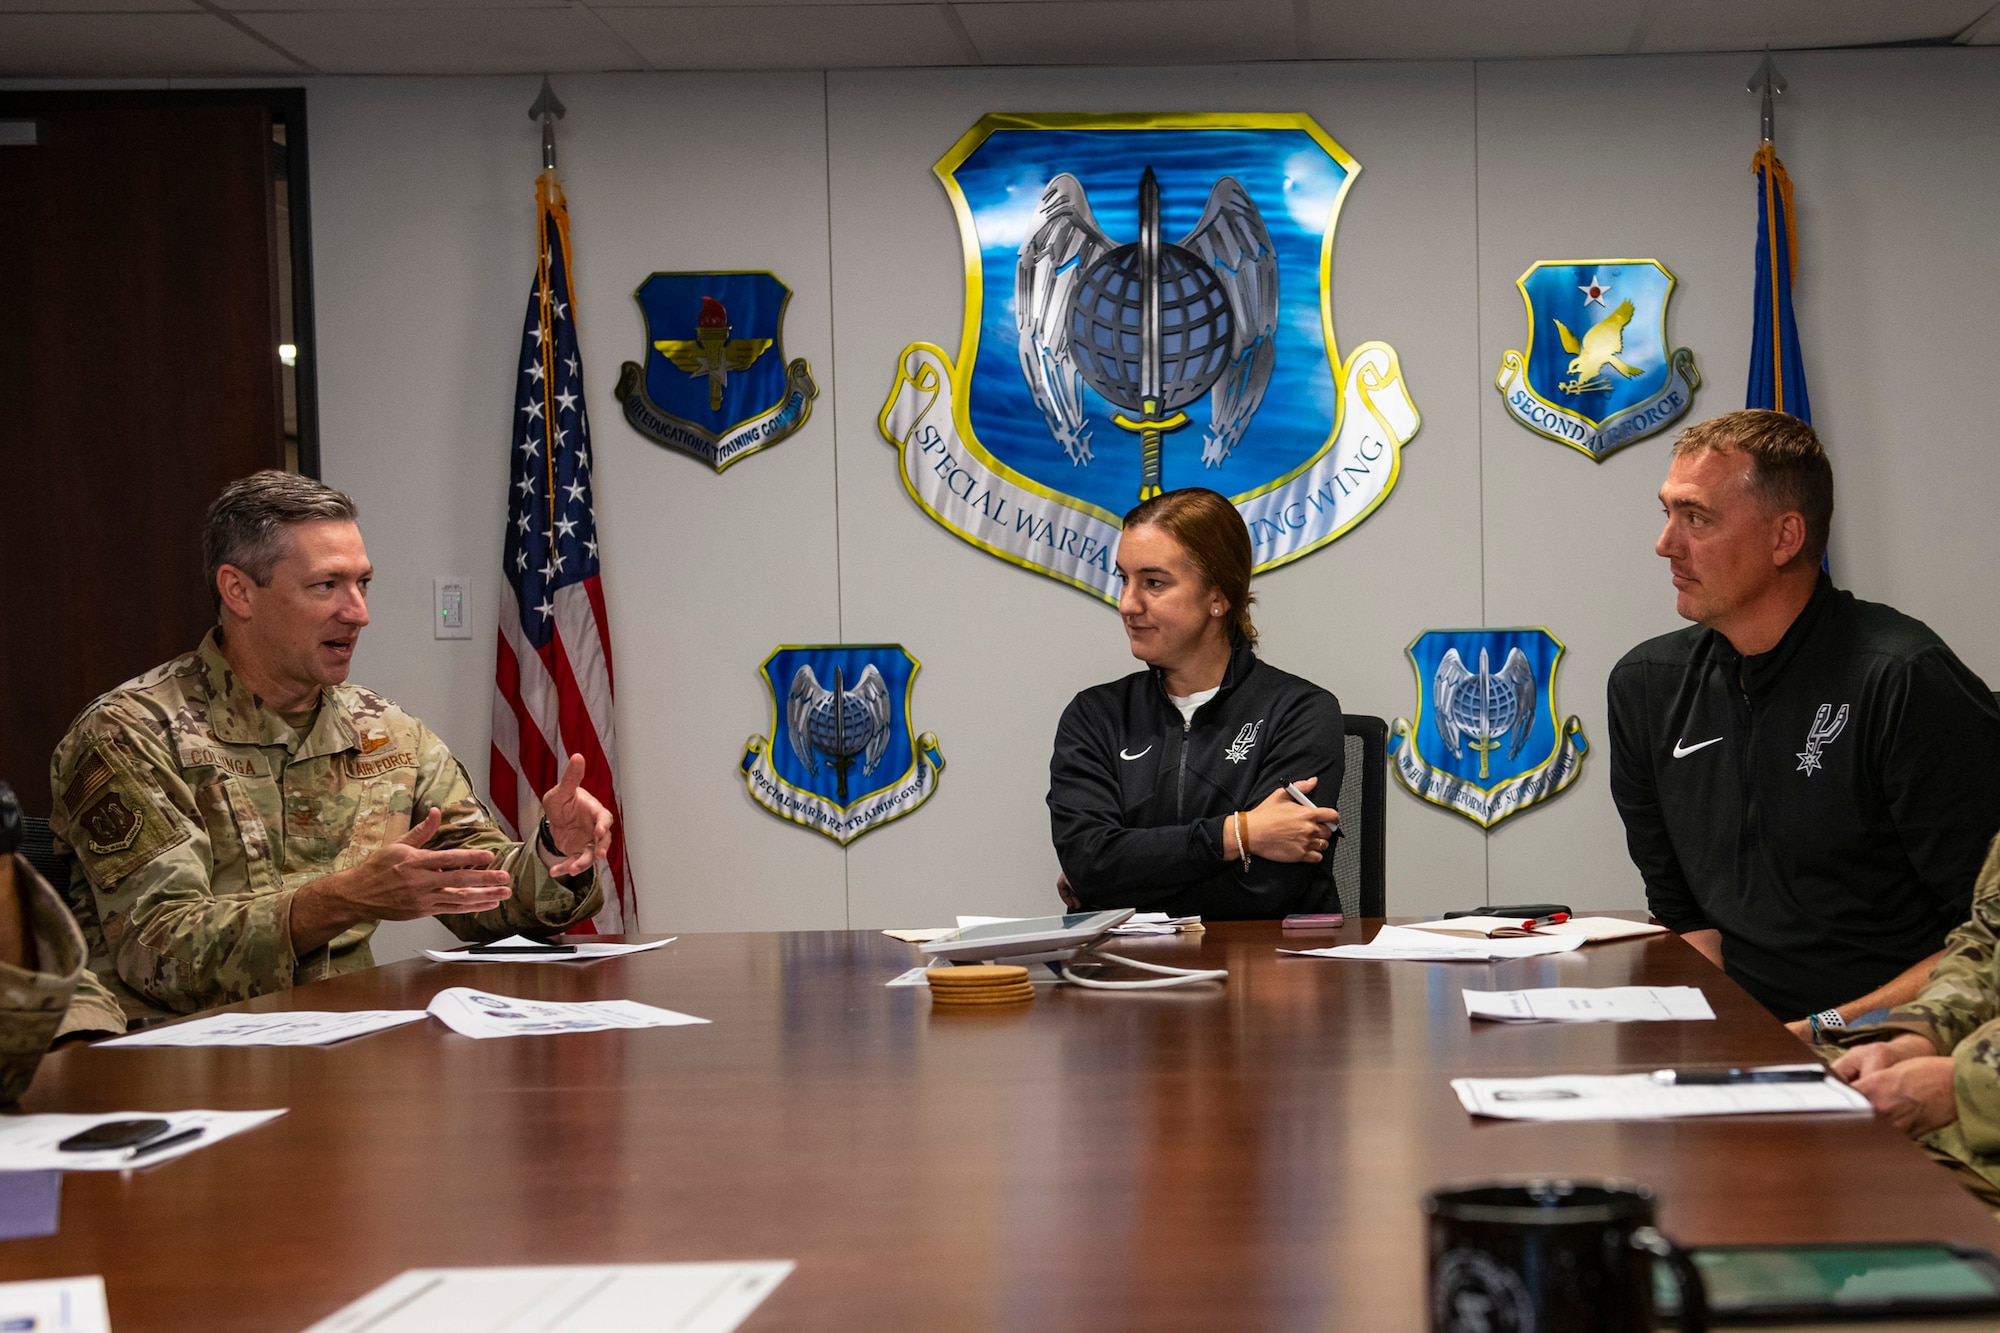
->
xmin=1424 ymin=1180 xmax=1707 ymax=1333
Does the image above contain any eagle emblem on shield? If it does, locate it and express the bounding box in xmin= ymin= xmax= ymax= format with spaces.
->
xmin=1389 ymin=628 xmax=1589 ymax=828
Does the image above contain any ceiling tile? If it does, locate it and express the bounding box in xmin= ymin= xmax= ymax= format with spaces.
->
xmin=216 ymin=0 xmax=568 ymax=10
xmin=1300 ymin=0 xmax=1647 ymax=59
xmin=955 ymin=0 xmax=1294 ymax=65
xmin=238 ymin=6 xmax=639 ymax=72
xmin=594 ymin=4 xmax=968 ymax=68
xmin=1639 ymin=0 xmax=1990 ymax=52
xmin=0 ymin=1 xmax=195 ymax=11
xmin=0 ymin=12 xmax=300 ymax=75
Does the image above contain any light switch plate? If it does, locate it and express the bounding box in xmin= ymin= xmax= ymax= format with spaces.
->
xmin=433 ymin=577 xmax=472 ymax=640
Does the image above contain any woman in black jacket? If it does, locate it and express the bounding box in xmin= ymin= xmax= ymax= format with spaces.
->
xmin=1049 ymin=488 xmax=1346 ymax=919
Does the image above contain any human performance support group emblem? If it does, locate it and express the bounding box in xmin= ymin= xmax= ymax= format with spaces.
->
xmin=740 ymin=645 xmax=946 ymax=845
xmin=1495 ymin=261 xmax=1700 ymax=461
xmin=879 ymin=113 xmax=1422 ymax=602
xmin=615 ymin=271 xmax=818 ymax=472
xmin=1389 ymin=628 xmax=1589 ymax=828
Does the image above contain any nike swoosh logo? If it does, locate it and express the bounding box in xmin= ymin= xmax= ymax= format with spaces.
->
xmin=1672 ymin=737 xmax=1724 ymax=758
xmin=1120 ymin=746 xmax=1153 ymax=761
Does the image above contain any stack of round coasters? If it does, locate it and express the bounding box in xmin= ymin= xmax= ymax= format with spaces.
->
xmin=926 ymin=964 xmax=1034 ymax=1006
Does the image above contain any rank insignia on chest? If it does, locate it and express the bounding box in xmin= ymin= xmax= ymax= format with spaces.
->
xmin=877 ymin=112 xmax=1422 ymax=603
xmin=1389 ymin=628 xmax=1589 ymax=828
xmin=614 ymin=271 xmax=818 ymax=473
xmin=740 ymin=645 xmax=944 ymax=845
xmin=1494 ymin=260 xmax=1701 ymax=461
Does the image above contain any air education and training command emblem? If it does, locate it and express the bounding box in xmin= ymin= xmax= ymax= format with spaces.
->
xmin=1495 ymin=260 xmax=1700 ymax=461
xmin=615 ymin=271 xmax=818 ymax=472
xmin=879 ymin=112 xmax=1422 ymax=602
xmin=1389 ymin=628 xmax=1589 ymax=828
xmin=741 ymin=645 xmax=946 ymax=846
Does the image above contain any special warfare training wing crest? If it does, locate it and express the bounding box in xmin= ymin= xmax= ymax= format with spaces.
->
xmin=1495 ymin=261 xmax=1701 ymax=461
xmin=1389 ymin=628 xmax=1589 ymax=828
xmin=616 ymin=271 xmax=818 ymax=472
xmin=741 ymin=645 xmax=945 ymax=845
xmin=880 ymin=113 xmax=1422 ymax=602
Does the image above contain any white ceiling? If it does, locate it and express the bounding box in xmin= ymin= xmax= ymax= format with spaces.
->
xmin=0 ymin=0 xmax=1995 ymax=78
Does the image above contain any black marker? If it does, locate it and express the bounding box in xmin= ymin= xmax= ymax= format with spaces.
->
xmin=126 ymin=1126 xmax=204 ymax=1160
xmin=465 ymin=943 xmax=577 ymax=955
xmin=1651 ymin=1066 xmax=1827 ymax=1085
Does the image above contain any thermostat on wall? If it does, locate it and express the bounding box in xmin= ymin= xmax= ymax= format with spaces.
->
xmin=433 ymin=577 xmax=472 ymax=640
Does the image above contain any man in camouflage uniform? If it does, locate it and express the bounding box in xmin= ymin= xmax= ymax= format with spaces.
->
xmin=2 ymin=782 xmax=125 ymax=1100
xmin=1830 ymin=833 xmax=2000 ymax=1208
xmin=48 ymin=472 xmax=610 ymax=1021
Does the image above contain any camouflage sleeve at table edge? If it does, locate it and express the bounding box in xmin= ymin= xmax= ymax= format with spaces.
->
xmin=0 ymin=855 xmax=125 ymax=1104
xmin=411 ymin=722 xmax=603 ymax=941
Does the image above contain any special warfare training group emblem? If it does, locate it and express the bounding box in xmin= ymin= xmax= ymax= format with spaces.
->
xmin=1389 ymin=628 xmax=1589 ymax=828
xmin=880 ymin=113 xmax=1421 ymax=602
xmin=1495 ymin=261 xmax=1700 ymax=461
xmin=616 ymin=271 xmax=818 ymax=472
xmin=741 ymin=645 xmax=946 ymax=845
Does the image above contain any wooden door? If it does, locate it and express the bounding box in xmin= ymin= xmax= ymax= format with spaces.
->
xmin=0 ymin=98 xmax=285 ymax=812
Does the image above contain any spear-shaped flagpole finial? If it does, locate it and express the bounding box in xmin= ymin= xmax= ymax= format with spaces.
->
xmin=527 ymin=75 xmax=566 ymax=172
xmin=1746 ymin=50 xmax=1787 ymax=145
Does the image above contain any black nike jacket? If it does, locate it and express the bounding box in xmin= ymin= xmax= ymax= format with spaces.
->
xmin=1607 ymin=573 xmax=2000 ymax=1019
xmin=1048 ymin=637 xmax=1345 ymax=919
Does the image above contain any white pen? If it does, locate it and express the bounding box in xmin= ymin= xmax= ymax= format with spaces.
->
xmin=1285 ymin=782 xmax=1339 ymax=826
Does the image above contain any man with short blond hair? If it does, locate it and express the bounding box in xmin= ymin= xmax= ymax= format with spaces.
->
xmin=50 ymin=471 xmax=613 ymax=1020
xmin=1608 ymin=409 xmax=2000 ymax=1036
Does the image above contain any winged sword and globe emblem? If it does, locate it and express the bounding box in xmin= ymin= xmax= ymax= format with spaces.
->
xmin=1494 ymin=260 xmax=1701 ymax=461
xmin=1390 ymin=629 xmax=1590 ymax=828
xmin=742 ymin=646 xmax=945 ymax=844
xmin=879 ymin=113 xmax=1422 ymax=603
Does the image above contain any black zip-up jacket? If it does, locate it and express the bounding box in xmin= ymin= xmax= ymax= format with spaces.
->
xmin=1048 ymin=638 xmax=1345 ymax=919
xmin=1607 ymin=574 xmax=2000 ymax=1020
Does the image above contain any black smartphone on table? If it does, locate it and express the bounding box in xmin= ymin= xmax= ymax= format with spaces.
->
xmin=58 ymin=1119 xmax=172 ymax=1152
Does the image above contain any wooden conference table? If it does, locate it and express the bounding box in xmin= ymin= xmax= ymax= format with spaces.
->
xmin=13 ymin=919 xmax=2000 ymax=1330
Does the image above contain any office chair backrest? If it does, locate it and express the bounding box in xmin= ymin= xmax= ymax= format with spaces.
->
xmin=1331 ymin=714 xmax=1388 ymax=919
xmin=19 ymin=814 xmax=68 ymax=893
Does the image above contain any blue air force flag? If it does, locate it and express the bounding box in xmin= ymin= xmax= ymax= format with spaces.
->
xmin=1495 ymin=261 xmax=1701 ymax=461
xmin=1389 ymin=628 xmax=1588 ymax=828
xmin=740 ymin=645 xmax=946 ymax=845
xmin=614 ymin=271 xmax=817 ymax=472
xmin=1747 ymin=144 xmax=1811 ymax=423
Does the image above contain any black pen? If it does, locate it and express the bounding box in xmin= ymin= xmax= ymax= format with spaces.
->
xmin=465 ymin=944 xmax=577 ymax=955
xmin=126 ymin=1126 xmax=204 ymax=1160
xmin=1651 ymin=1066 xmax=1827 ymax=1085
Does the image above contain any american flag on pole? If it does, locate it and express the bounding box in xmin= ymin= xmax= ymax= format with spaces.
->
xmin=489 ymin=168 xmax=635 ymax=932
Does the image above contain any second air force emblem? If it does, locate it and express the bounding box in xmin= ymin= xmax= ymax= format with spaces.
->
xmin=741 ymin=645 xmax=946 ymax=845
xmin=1495 ymin=260 xmax=1700 ymax=461
xmin=879 ymin=113 xmax=1421 ymax=602
xmin=615 ymin=271 xmax=818 ymax=472
xmin=1389 ymin=628 xmax=1589 ymax=828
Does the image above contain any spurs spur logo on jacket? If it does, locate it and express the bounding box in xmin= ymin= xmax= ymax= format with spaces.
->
xmin=1797 ymin=703 xmax=1849 ymax=776
xmin=1225 ymin=719 xmax=1264 ymax=764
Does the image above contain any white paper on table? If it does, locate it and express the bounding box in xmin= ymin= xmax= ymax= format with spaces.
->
xmin=1462 ymin=986 xmax=1716 ymax=1023
xmin=1403 ymin=916 xmax=1668 ymax=943
xmin=422 ymin=934 xmax=676 ymax=964
xmin=99 ymin=1009 xmax=427 ymax=1048
xmin=1451 ymin=1073 xmax=1871 ymax=1122
xmin=299 ymin=1262 xmax=795 ymax=1333
xmin=1281 ymin=924 xmax=1588 ymax=962
xmin=881 ymin=928 xmax=956 ymax=943
xmin=0 ymin=1109 xmax=286 ymax=1171
xmin=0 ymin=1276 xmax=111 ymax=1333
xmin=425 ymin=987 xmax=709 ymax=1039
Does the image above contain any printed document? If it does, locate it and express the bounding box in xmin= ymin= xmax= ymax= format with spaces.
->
xmin=0 ymin=1109 xmax=286 ymax=1171
xmin=1282 ymin=924 xmax=1587 ymax=962
xmin=0 ymin=1276 xmax=110 ymax=1333
xmin=100 ymin=1010 xmax=426 ymax=1048
xmin=300 ymin=1261 xmax=794 ymax=1333
xmin=423 ymin=935 xmax=676 ymax=964
xmin=425 ymin=987 xmax=709 ymax=1039
xmin=1463 ymin=986 xmax=1716 ymax=1023
xmin=1451 ymin=1073 xmax=1870 ymax=1122
xmin=1404 ymin=916 xmax=1668 ymax=942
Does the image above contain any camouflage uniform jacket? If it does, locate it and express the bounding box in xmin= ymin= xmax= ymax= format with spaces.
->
xmin=1828 ymin=830 xmax=2000 ymax=1184
xmin=2 ymin=855 xmax=125 ymax=1104
xmin=48 ymin=631 xmax=602 ymax=1019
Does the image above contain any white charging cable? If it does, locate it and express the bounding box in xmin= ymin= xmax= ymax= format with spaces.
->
xmin=1053 ymin=949 xmax=1228 ymax=990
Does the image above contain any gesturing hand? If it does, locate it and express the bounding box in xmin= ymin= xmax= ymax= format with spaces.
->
xmin=1244 ymin=776 xmax=1341 ymax=864
xmin=1853 ymin=1055 xmax=1960 ymax=1139
xmin=345 ymin=807 xmax=514 ymax=921
xmin=541 ymin=753 xmax=614 ymax=877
